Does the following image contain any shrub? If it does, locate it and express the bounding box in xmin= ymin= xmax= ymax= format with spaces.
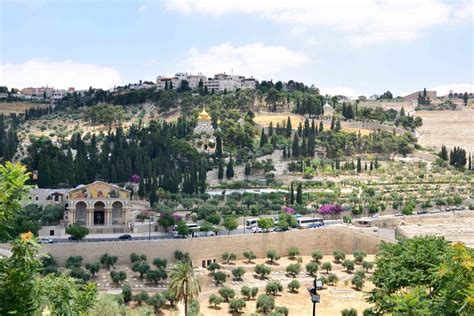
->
xmin=327 ymin=273 xmax=339 ymax=285
xmin=232 ymin=267 xmax=246 ymax=280
xmin=286 ymin=263 xmax=301 ymax=277
xmin=266 ymin=249 xmax=281 ymax=263
xmin=352 ymin=274 xmax=364 ymax=290
xmin=146 ymin=269 xmax=166 ymax=285
xmin=218 ymin=287 xmax=235 ymax=302
xmin=341 ymin=308 xmax=358 ymax=316
xmin=355 ymin=269 xmax=366 ymax=279
xmin=69 ymin=268 xmax=91 ymax=281
xmin=228 ymin=298 xmax=246 ymax=313
xmin=100 ymin=253 xmax=118 ymax=270
xmin=342 ymin=259 xmax=355 ymax=273
xmin=353 ymin=250 xmax=367 ymax=264
xmin=255 ymin=264 xmax=271 ymax=279
xmin=333 ymin=250 xmax=345 ymax=263
xmin=66 ymin=224 xmax=89 ymax=240
xmin=131 ymin=261 xmax=150 ymax=279
xmin=243 ymin=251 xmax=257 ymax=263
xmin=110 ymin=271 xmax=127 ymax=285
xmin=147 ymin=293 xmax=166 ymax=312
xmin=207 ymin=262 xmax=221 ymax=274
xmin=66 ymin=256 xmax=83 ymax=269
xmin=287 ymin=247 xmax=300 ymax=259
xmin=222 ymin=252 xmax=237 ymax=264
xmin=306 ymin=262 xmax=318 ymax=276
xmin=122 ymin=285 xmax=132 ymax=303
xmin=153 ymin=257 xmax=167 ymax=269
xmin=311 ymin=250 xmax=323 ymax=262
xmin=85 ymin=262 xmax=101 ymax=277
xmin=251 ymin=287 xmax=259 ymax=299
xmin=265 ymin=281 xmax=283 ymax=295
xmin=288 ymin=279 xmax=300 ymax=293
xmin=130 ymin=253 xmax=147 ymax=263
xmin=362 ymin=261 xmax=374 ymax=272
xmin=133 ymin=291 xmax=149 ymax=305
xmin=208 ymin=293 xmax=223 ymax=307
xmin=322 ymin=262 xmax=332 ymax=273
xmin=256 ymin=294 xmax=275 ymax=313
xmin=213 ymin=271 xmax=227 ymax=285
xmin=275 ymin=306 xmax=289 ymax=316
xmin=241 ymin=286 xmax=251 ymax=300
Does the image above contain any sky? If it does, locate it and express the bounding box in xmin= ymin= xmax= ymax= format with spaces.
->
xmin=1 ymin=0 xmax=473 ymax=97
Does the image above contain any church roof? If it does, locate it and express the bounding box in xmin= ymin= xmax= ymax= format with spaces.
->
xmin=198 ymin=108 xmax=211 ymax=121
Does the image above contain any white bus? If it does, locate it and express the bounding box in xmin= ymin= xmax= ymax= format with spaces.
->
xmin=297 ymin=217 xmax=324 ymax=229
xmin=245 ymin=218 xmax=259 ymax=228
xmin=172 ymin=223 xmax=199 ymax=231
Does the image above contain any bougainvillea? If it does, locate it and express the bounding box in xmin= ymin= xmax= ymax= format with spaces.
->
xmin=282 ymin=206 xmax=295 ymax=214
xmin=318 ymin=204 xmax=344 ymax=215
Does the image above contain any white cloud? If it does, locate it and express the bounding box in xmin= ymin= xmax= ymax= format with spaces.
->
xmin=428 ymin=83 xmax=474 ymax=96
xmin=175 ymin=42 xmax=310 ymax=80
xmin=0 ymin=59 xmax=122 ymax=90
xmin=165 ymin=0 xmax=471 ymax=44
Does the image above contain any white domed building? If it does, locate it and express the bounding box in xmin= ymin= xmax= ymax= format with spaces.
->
xmin=193 ymin=108 xmax=216 ymax=153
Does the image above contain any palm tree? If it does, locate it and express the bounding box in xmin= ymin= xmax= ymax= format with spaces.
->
xmin=168 ymin=261 xmax=201 ymax=316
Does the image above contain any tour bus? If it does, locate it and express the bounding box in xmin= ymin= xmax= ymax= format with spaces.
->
xmin=297 ymin=217 xmax=324 ymax=229
xmin=172 ymin=222 xmax=199 ymax=231
xmin=245 ymin=218 xmax=259 ymax=228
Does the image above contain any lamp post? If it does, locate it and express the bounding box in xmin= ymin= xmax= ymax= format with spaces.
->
xmin=308 ymin=276 xmax=322 ymax=316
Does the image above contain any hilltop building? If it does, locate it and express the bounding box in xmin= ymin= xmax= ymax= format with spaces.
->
xmin=403 ymin=90 xmax=437 ymax=102
xmin=156 ymin=72 xmax=256 ymax=93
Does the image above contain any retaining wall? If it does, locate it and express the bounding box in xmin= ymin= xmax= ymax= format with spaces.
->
xmin=0 ymin=227 xmax=387 ymax=266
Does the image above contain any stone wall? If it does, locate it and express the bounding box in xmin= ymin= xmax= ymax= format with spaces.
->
xmin=3 ymin=227 xmax=388 ymax=267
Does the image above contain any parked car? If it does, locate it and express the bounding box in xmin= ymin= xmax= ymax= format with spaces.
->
xmin=418 ymin=210 xmax=428 ymax=214
xmin=308 ymin=223 xmax=323 ymax=229
xmin=118 ymin=234 xmax=132 ymax=240
xmin=173 ymin=231 xmax=188 ymax=238
xmin=429 ymin=209 xmax=440 ymax=214
xmin=395 ymin=212 xmax=403 ymax=217
xmin=68 ymin=236 xmax=79 ymax=241
xmin=39 ymin=237 xmax=53 ymax=244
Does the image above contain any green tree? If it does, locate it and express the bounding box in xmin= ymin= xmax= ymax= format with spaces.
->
xmin=85 ymin=262 xmax=101 ymax=277
xmin=286 ymin=263 xmax=301 ymax=277
xmin=341 ymin=308 xmax=358 ymax=316
xmin=218 ymin=286 xmax=235 ymax=302
xmin=148 ymin=293 xmax=166 ymax=313
xmin=110 ymin=270 xmax=127 ymax=285
xmin=353 ymin=251 xmax=367 ymax=264
xmin=100 ymin=253 xmax=118 ymax=270
xmin=168 ymin=262 xmax=201 ymax=316
xmin=133 ymin=291 xmax=149 ymax=305
xmin=352 ymin=274 xmax=364 ymax=290
xmin=241 ymin=285 xmax=252 ymax=300
xmin=362 ymin=261 xmax=374 ymax=272
xmin=306 ymin=262 xmax=318 ymax=276
xmin=208 ymin=293 xmax=223 ymax=307
xmin=232 ymin=266 xmax=245 ymax=280
xmin=251 ymin=287 xmax=259 ymax=299
xmin=207 ymin=262 xmax=221 ymax=274
xmin=176 ymin=220 xmax=190 ymax=237
xmin=226 ymin=156 xmax=234 ymax=179
xmin=153 ymin=257 xmax=167 ymax=270
xmin=327 ymin=273 xmax=339 ymax=286
xmin=266 ymin=249 xmax=281 ymax=263
xmin=265 ymin=281 xmax=283 ymax=295
xmin=342 ymin=259 xmax=355 ymax=273
xmin=213 ymin=271 xmax=226 ymax=285
xmin=223 ymin=216 xmax=238 ymax=235
xmin=146 ymin=269 xmax=166 ymax=285
xmin=222 ymin=252 xmax=237 ymax=264
xmin=287 ymin=247 xmax=300 ymax=259
xmin=229 ymin=297 xmax=246 ymax=313
xmin=258 ymin=217 xmax=274 ymax=232
xmin=254 ymin=264 xmax=271 ymax=279
xmin=132 ymin=261 xmax=150 ymax=279
xmin=122 ymin=284 xmax=132 ymax=303
xmin=333 ymin=250 xmax=345 ymax=263
xmin=288 ymin=279 xmax=300 ymax=293
xmin=296 ymin=183 xmax=303 ymax=204
xmin=243 ymin=250 xmax=256 ymax=263
xmin=256 ymin=294 xmax=275 ymax=313
xmin=322 ymin=262 xmax=332 ymax=274
xmin=312 ymin=250 xmax=323 ymax=263
xmin=65 ymin=224 xmax=89 ymax=240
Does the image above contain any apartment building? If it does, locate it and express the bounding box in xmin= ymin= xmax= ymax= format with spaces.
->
xmin=156 ymin=72 xmax=256 ymax=92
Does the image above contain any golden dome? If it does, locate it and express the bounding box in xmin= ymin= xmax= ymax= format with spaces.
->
xmin=198 ymin=108 xmax=211 ymax=121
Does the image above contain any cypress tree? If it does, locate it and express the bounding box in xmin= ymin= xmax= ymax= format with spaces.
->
xmin=268 ymin=122 xmax=274 ymax=136
xmin=296 ymin=183 xmax=303 ymax=204
xmin=319 ymin=121 xmax=324 ymax=133
xmin=439 ymin=145 xmax=448 ymax=161
xmin=138 ymin=178 xmax=145 ymax=198
xmin=357 ymin=157 xmax=362 ymax=173
xmin=330 ymin=116 xmax=335 ymax=130
xmin=259 ymin=128 xmax=268 ymax=147
xmin=226 ymin=156 xmax=234 ymax=179
xmin=290 ymin=182 xmax=295 ymax=205
xmin=286 ymin=116 xmax=292 ymax=138
xmin=244 ymin=162 xmax=251 ymax=176
xmin=215 ymin=135 xmax=223 ymax=158
xmin=292 ymin=133 xmax=300 ymax=158
xmin=218 ymin=160 xmax=224 ymax=180
xmin=335 ymin=120 xmax=341 ymax=132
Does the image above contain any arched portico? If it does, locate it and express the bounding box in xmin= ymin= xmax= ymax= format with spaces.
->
xmin=93 ymin=201 xmax=105 ymax=225
xmin=111 ymin=201 xmax=123 ymax=225
xmin=75 ymin=201 xmax=87 ymax=225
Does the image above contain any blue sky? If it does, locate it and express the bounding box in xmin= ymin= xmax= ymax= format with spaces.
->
xmin=1 ymin=0 xmax=473 ymax=97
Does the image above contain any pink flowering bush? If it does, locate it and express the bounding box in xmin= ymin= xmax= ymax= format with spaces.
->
xmin=318 ymin=204 xmax=344 ymax=215
xmin=282 ymin=206 xmax=295 ymax=214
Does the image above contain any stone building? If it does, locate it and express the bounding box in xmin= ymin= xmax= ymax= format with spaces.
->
xmin=66 ymin=181 xmax=131 ymax=233
xmin=193 ymin=108 xmax=216 ymax=153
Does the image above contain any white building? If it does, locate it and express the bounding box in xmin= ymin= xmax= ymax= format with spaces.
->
xmin=156 ymin=72 xmax=256 ymax=93
xmin=27 ymin=188 xmax=70 ymax=208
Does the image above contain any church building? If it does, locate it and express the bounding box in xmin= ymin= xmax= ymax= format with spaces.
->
xmin=66 ymin=181 xmax=131 ymax=233
xmin=193 ymin=108 xmax=216 ymax=153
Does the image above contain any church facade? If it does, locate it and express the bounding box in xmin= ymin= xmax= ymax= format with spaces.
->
xmin=193 ymin=108 xmax=216 ymax=153
xmin=66 ymin=181 xmax=132 ymax=233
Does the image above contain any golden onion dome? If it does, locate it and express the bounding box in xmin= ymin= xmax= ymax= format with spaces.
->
xmin=198 ymin=109 xmax=211 ymax=121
